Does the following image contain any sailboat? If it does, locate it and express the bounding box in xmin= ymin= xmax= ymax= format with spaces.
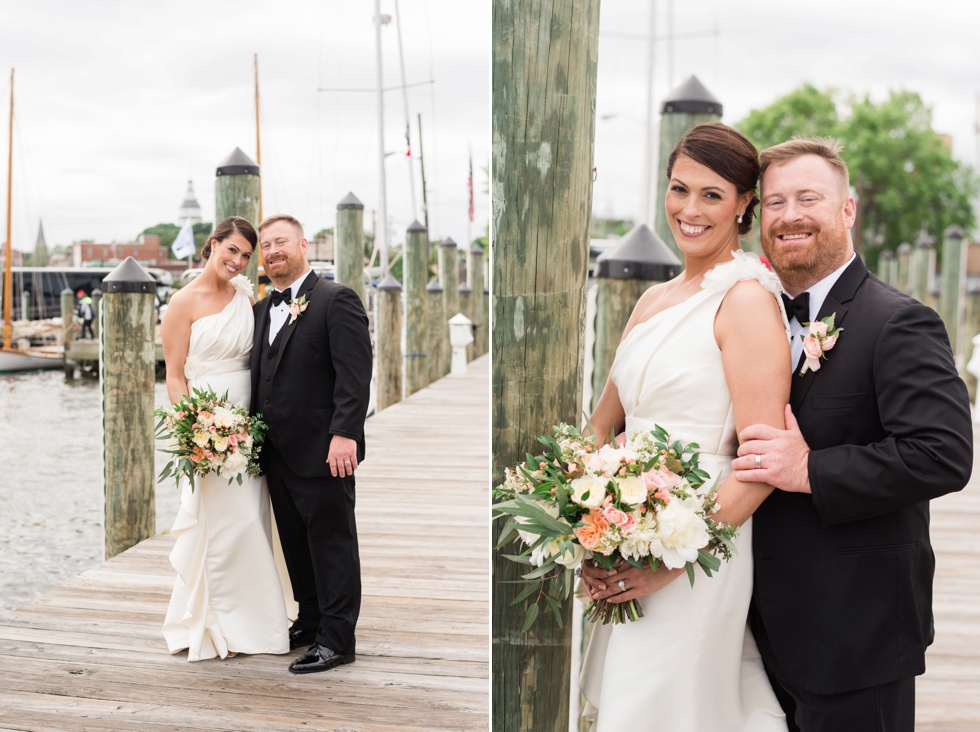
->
xmin=1 ymin=68 xmax=62 ymax=372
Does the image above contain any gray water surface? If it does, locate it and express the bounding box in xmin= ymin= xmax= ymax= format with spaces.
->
xmin=0 ymin=370 xmax=179 ymax=614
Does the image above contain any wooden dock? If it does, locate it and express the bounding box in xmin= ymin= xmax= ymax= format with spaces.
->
xmin=917 ymin=423 xmax=980 ymax=730
xmin=0 ymin=356 xmax=489 ymax=732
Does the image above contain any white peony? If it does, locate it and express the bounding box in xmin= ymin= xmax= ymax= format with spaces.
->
xmin=222 ymin=449 xmax=248 ymax=476
xmin=618 ymin=514 xmax=662 ymax=563
xmin=653 ymin=497 xmax=710 ymax=569
xmin=597 ymin=443 xmax=639 ymax=473
xmin=212 ymin=406 xmax=237 ymax=429
xmin=616 ymin=476 xmax=647 ymax=506
xmin=192 ymin=430 xmax=210 ymax=448
xmin=553 ymin=541 xmax=585 ymax=569
xmin=570 ymin=476 xmax=607 ymax=509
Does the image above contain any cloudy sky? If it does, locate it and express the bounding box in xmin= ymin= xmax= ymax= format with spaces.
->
xmin=0 ymin=0 xmax=488 ymax=255
xmin=593 ymin=0 xmax=980 ymax=225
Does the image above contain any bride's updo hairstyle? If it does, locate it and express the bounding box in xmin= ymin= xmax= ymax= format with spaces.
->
xmin=665 ymin=123 xmax=760 ymax=236
xmin=202 ymin=216 xmax=258 ymax=260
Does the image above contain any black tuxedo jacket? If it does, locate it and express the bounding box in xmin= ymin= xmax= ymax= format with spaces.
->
xmin=250 ymin=271 xmax=372 ymax=478
xmin=752 ymin=256 xmax=973 ymax=695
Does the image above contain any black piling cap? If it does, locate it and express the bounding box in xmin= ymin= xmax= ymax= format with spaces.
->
xmin=337 ymin=192 xmax=364 ymax=211
xmin=377 ymin=273 xmax=402 ymax=291
xmin=596 ymin=224 xmax=682 ymax=281
xmin=470 ymin=243 xmax=484 ymax=255
xmin=945 ymin=225 xmax=965 ymax=240
xmin=216 ymin=147 xmax=260 ymax=177
xmin=915 ymin=232 xmax=935 ymax=248
xmin=661 ymin=75 xmax=723 ymax=116
xmin=440 ymin=236 xmax=458 ymax=248
xmin=897 ymin=242 xmax=912 ymax=255
xmin=426 ymin=277 xmax=443 ymax=293
xmin=459 ymin=282 xmax=472 ymax=293
xmin=880 ymin=249 xmax=895 ymax=260
xmin=102 ymin=257 xmax=156 ymax=293
xmin=407 ymin=220 xmax=427 ymax=234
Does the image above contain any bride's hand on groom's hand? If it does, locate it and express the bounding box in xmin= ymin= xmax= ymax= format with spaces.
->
xmin=581 ymin=559 xmax=682 ymax=603
xmin=327 ymin=435 xmax=359 ymax=478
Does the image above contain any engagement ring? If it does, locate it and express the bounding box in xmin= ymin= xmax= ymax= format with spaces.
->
xmin=618 ymin=580 xmax=626 ymax=592
xmin=755 ymin=454 xmax=762 ymax=469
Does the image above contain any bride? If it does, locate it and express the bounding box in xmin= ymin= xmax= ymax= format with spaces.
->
xmin=160 ymin=216 xmax=292 ymax=661
xmin=580 ymin=123 xmax=791 ymax=730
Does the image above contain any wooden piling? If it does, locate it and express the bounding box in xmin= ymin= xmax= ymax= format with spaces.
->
xmin=438 ymin=239 xmax=459 ymax=376
xmin=492 ymin=0 xmax=600 ymax=728
xmin=60 ymin=288 xmax=74 ymax=346
xmin=405 ymin=220 xmax=429 ymax=396
xmin=897 ymin=242 xmax=912 ymax=294
xmin=877 ymin=249 xmax=895 ymax=285
xmin=20 ymin=289 xmax=29 ymax=321
xmin=215 ymin=148 xmax=261 ymax=289
xmin=940 ymin=226 xmax=966 ymax=362
xmin=376 ymin=274 xmax=403 ymax=411
xmin=591 ymin=224 xmax=681 ymax=410
xmin=91 ymin=289 xmax=102 ymax=341
xmin=482 ymin=286 xmax=489 ymax=358
xmin=653 ymin=77 xmax=723 ymax=258
xmin=468 ymin=244 xmax=485 ymax=357
xmin=336 ymin=192 xmax=367 ymax=307
xmin=100 ymin=257 xmax=157 ymax=560
xmin=426 ymin=277 xmax=444 ymax=385
xmin=913 ymin=233 xmax=935 ymax=305
xmin=458 ymin=281 xmax=474 ymax=362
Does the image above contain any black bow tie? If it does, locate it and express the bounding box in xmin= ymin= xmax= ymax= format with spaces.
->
xmin=781 ymin=292 xmax=810 ymax=326
xmin=270 ymin=289 xmax=292 ymax=307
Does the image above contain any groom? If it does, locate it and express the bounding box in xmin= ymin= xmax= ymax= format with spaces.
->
xmin=251 ymin=214 xmax=372 ymax=674
xmin=733 ymin=138 xmax=973 ymax=731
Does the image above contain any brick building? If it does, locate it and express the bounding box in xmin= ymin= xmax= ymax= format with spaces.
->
xmin=72 ymin=234 xmax=171 ymax=269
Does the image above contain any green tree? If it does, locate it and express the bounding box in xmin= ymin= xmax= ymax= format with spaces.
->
xmin=737 ymin=86 xmax=977 ymax=266
xmin=139 ymin=222 xmax=213 ymax=260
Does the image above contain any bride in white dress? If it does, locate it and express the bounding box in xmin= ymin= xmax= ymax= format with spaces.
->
xmin=160 ymin=216 xmax=293 ymax=661
xmin=580 ymin=123 xmax=792 ymax=731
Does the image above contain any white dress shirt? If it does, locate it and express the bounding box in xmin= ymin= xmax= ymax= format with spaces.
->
xmin=785 ymin=254 xmax=855 ymax=370
xmin=268 ymin=270 xmax=312 ymax=345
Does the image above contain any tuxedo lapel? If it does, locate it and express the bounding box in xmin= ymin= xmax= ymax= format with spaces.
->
xmin=271 ymin=270 xmax=319 ymax=377
xmin=251 ymin=295 xmax=273 ymax=374
xmin=790 ymin=257 xmax=867 ymax=412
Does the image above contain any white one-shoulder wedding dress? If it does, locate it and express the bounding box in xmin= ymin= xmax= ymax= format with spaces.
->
xmin=162 ymin=275 xmax=295 ymax=661
xmin=581 ymin=251 xmax=790 ymax=732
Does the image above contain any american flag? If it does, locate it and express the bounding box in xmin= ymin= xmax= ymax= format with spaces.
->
xmin=467 ymin=150 xmax=474 ymax=222
xmin=405 ymin=123 xmax=411 ymax=158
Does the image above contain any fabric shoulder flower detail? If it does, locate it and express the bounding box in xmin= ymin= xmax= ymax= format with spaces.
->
xmin=701 ymin=249 xmax=782 ymax=298
xmin=231 ymin=275 xmax=254 ymax=298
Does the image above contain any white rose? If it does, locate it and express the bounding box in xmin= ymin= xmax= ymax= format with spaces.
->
xmin=212 ymin=436 xmax=229 ymax=452
xmin=222 ymin=450 xmax=248 ymax=476
xmin=616 ymin=476 xmax=647 ymax=506
xmin=553 ymin=541 xmax=585 ymax=569
xmin=570 ymin=476 xmax=607 ymax=509
xmin=654 ymin=498 xmax=710 ymax=570
xmin=516 ymin=504 xmax=561 ymax=546
xmin=597 ymin=444 xmax=639 ymax=473
xmin=212 ymin=406 xmax=237 ymax=429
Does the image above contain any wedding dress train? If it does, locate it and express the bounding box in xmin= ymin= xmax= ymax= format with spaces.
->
xmin=581 ymin=251 xmax=790 ymax=731
xmin=162 ymin=275 xmax=294 ymax=661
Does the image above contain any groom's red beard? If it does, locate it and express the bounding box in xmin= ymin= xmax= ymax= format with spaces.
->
xmin=761 ymin=218 xmax=850 ymax=288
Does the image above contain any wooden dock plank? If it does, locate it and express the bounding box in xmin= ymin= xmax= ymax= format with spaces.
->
xmin=0 ymin=356 xmax=489 ymax=732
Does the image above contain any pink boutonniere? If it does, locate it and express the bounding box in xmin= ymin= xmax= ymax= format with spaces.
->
xmin=799 ymin=313 xmax=843 ymax=376
xmin=288 ymin=295 xmax=310 ymax=325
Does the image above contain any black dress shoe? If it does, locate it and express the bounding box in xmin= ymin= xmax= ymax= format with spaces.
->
xmin=288 ymin=643 xmax=355 ymax=674
xmin=288 ymin=626 xmax=317 ymax=650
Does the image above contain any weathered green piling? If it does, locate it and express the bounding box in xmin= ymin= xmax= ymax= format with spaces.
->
xmin=468 ymin=244 xmax=485 ymax=357
xmin=91 ymin=289 xmax=102 ymax=341
xmin=426 ymin=277 xmax=444 ymax=385
xmin=897 ymin=243 xmax=912 ymax=294
xmin=215 ymin=148 xmax=261 ymax=289
xmin=492 ymin=0 xmax=600 ymax=728
xmin=654 ymin=77 xmax=723 ymax=258
xmin=592 ymin=224 xmax=680 ymax=410
xmin=405 ymin=220 xmax=429 ymax=395
xmin=940 ymin=225 xmax=966 ymax=363
xmin=336 ymin=192 xmax=367 ymax=307
xmin=913 ymin=233 xmax=935 ymax=305
xmin=438 ymin=238 xmax=459 ymax=376
xmin=101 ymin=257 xmax=156 ymax=560
xmin=877 ymin=249 xmax=895 ymax=285
xmin=458 ymin=281 xmax=473 ymax=362
xmin=376 ymin=274 xmax=403 ymax=411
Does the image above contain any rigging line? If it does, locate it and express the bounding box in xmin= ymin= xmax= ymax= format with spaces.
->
xmin=317 ymin=79 xmax=435 ymax=93
xmin=310 ymin=0 xmax=326 ymax=224
xmin=600 ymin=28 xmax=718 ymax=42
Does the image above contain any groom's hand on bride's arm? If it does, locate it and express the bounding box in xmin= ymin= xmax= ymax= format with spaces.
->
xmin=327 ymin=435 xmax=359 ymax=478
xmin=732 ymin=404 xmax=811 ymax=493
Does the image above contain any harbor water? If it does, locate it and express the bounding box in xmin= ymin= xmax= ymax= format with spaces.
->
xmin=0 ymin=370 xmax=179 ymax=614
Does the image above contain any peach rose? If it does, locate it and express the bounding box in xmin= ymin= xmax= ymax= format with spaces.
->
xmin=803 ymin=335 xmax=822 ymax=359
xmin=604 ymin=506 xmax=637 ymax=531
xmin=822 ymin=335 xmax=838 ymax=351
xmin=575 ymin=511 xmax=610 ymax=551
xmin=808 ymin=321 xmax=828 ymax=338
xmin=642 ymin=468 xmax=666 ymax=492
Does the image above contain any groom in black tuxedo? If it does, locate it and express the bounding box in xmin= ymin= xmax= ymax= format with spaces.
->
xmin=251 ymin=214 xmax=372 ymax=674
xmin=734 ymin=139 xmax=973 ymax=731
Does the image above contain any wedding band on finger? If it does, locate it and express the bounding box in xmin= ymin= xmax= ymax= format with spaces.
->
xmin=755 ymin=454 xmax=762 ymax=469
xmin=618 ymin=580 xmax=626 ymax=592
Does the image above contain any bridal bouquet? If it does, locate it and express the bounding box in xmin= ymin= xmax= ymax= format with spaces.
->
xmin=493 ymin=424 xmax=738 ymax=627
xmin=154 ymin=387 xmax=268 ymax=491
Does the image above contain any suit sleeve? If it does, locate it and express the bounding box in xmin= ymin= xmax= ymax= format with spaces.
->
xmin=326 ymin=286 xmax=373 ymax=442
xmin=809 ymin=302 xmax=973 ymax=526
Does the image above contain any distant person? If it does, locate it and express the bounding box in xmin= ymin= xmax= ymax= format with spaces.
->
xmin=160 ymin=216 xmax=292 ymax=662
xmin=75 ymin=290 xmax=95 ymax=339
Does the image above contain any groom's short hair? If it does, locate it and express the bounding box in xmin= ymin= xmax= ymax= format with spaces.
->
xmin=760 ymin=137 xmax=850 ymax=195
xmin=259 ymin=214 xmax=304 ymax=237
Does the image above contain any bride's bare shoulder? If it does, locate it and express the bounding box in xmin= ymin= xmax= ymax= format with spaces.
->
xmin=716 ymin=278 xmax=784 ymax=334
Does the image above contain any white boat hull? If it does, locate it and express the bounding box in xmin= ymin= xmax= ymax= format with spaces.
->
xmin=0 ymin=348 xmax=63 ymax=373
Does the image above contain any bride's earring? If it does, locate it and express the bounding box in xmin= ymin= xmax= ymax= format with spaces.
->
xmin=737 ymin=211 xmax=744 ymax=224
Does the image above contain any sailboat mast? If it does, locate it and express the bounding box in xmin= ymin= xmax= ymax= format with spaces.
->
xmin=254 ymin=54 xmax=263 ymax=225
xmin=3 ymin=69 xmax=13 ymax=350
xmin=393 ymin=0 xmax=418 ymax=220
xmin=374 ymin=0 xmax=389 ymax=275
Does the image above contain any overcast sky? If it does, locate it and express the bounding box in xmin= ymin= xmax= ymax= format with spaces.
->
xmin=593 ymin=0 xmax=980 ymax=226
xmin=0 ymin=0 xmax=489 ymax=255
